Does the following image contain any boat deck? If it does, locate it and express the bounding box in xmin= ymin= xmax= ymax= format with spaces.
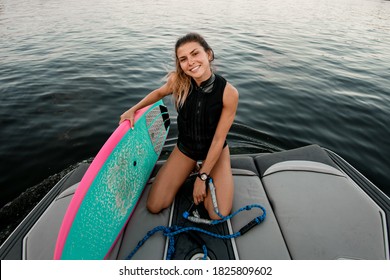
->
xmin=2 ymin=145 xmax=389 ymax=260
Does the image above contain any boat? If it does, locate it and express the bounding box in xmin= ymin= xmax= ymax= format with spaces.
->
xmin=0 ymin=143 xmax=389 ymax=260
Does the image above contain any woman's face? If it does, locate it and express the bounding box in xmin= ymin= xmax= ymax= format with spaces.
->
xmin=176 ymin=41 xmax=212 ymax=84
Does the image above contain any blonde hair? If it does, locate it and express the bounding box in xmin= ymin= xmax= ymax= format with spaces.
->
xmin=169 ymin=33 xmax=214 ymax=110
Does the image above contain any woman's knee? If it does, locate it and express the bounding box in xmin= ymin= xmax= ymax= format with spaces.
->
xmin=146 ymin=197 xmax=171 ymax=214
xmin=205 ymin=200 xmax=232 ymax=220
xmin=207 ymin=208 xmax=231 ymax=220
xmin=146 ymin=200 xmax=162 ymax=214
xmin=146 ymin=183 xmax=174 ymax=214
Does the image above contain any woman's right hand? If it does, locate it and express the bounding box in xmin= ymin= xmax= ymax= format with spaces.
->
xmin=118 ymin=78 xmax=173 ymax=128
xmin=119 ymin=108 xmax=136 ymax=128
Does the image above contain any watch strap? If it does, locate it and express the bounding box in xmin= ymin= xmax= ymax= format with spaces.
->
xmin=197 ymin=172 xmax=209 ymax=181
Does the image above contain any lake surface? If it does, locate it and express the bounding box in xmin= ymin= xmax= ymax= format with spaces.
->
xmin=1 ymin=0 xmax=389 ymax=242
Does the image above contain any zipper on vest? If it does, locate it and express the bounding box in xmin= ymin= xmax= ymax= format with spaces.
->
xmin=195 ymin=91 xmax=202 ymax=146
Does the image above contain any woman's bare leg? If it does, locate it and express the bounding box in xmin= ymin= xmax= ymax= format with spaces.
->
xmin=204 ymin=146 xmax=234 ymax=220
xmin=147 ymin=145 xmax=197 ymax=214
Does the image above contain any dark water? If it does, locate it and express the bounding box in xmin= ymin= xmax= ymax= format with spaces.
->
xmin=1 ymin=0 xmax=389 ymax=242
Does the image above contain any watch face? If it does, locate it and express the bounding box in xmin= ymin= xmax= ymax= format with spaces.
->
xmin=200 ymin=173 xmax=208 ymax=181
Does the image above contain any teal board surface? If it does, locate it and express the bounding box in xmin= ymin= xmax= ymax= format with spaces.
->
xmin=61 ymin=101 xmax=169 ymax=259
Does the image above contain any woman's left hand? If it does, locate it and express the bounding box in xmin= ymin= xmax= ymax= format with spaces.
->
xmin=193 ymin=178 xmax=207 ymax=205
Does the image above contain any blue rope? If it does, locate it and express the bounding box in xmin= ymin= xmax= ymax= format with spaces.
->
xmin=126 ymin=224 xmax=241 ymax=260
xmin=126 ymin=177 xmax=267 ymax=260
xmin=126 ymin=204 xmax=266 ymax=260
xmin=201 ymin=245 xmax=208 ymax=260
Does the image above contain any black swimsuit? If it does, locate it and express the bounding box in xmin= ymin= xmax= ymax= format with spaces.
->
xmin=177 ymin=73 xmax=227 ymax=161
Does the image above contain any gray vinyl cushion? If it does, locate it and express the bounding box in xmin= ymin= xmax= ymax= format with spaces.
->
xmin=23 ymin=183 xmax=79 ymax=259
xmin=262 ymin=161 xmax=387 ymax=259
xmin=231 ymin=172 xmax=291 ymax=259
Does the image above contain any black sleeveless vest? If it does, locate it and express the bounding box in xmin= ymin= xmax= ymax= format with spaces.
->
xmin=177 ymin=73 xmax=227 ymax=160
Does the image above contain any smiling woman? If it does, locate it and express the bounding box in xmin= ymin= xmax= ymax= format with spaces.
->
xmin=119 ymin=32 xmax=238 ymax=220
xmin=1 ymin=0 xmax=390 ymax=256
xmin=170 ymin=33 xmax=215 ymax=110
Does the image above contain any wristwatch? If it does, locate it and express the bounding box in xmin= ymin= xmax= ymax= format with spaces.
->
xmin=197 ymin=172 xmax=209 ymax=181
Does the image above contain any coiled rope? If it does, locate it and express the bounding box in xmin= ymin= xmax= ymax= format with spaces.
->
xmin=126 ymin=177 xmax=266 ymax=260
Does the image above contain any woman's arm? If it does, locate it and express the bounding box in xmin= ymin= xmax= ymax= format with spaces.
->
xmin=119 ymin=76 xmax=174 ymax=127
xmin=193 ymin=82 xmax=239 ymax=203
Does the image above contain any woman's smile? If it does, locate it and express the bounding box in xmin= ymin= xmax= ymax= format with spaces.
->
xmin=190 ymin=65 xmax=201 ymax=72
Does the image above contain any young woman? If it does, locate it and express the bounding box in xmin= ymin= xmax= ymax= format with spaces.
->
xmin=119 ymin=33 xmax=238 ymax=220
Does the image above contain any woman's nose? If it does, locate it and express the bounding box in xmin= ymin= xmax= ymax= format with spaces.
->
xmin=188 ymin=56 xmax=194 ymax=66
